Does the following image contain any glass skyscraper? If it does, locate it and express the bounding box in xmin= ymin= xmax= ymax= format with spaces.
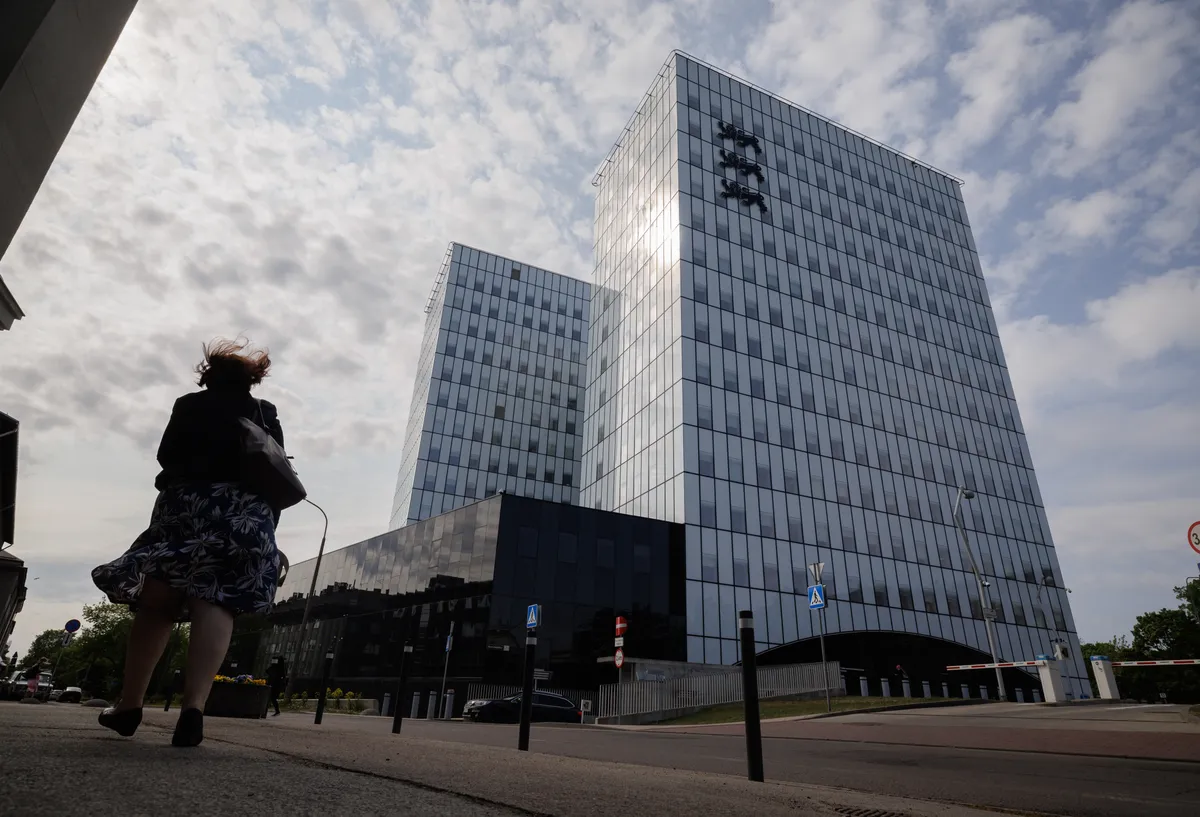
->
xmin=580 ymin=53 xmax=1085 ymax=694
xmin=391 ymin=243 xmax=590 ymax=529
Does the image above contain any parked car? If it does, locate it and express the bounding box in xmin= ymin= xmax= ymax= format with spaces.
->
xmin=3 ymin=670 xmax=52 ymax=701
xmin=58 ymin=687 xmax=83 ymax=704
xmin=462 ymin=692 xmax=581 ymax=724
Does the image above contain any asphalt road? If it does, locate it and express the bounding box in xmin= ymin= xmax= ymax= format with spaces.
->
xmin=316 ymin=714 xmax=1200 ymax=817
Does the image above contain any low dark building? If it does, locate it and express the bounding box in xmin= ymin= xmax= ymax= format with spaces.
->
xmin=261 ymin=494 xmax=686 ymax=714
xmin=0 ymin=412 xmax=23 ymax=655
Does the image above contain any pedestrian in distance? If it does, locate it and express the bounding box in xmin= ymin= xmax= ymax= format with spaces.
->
xmin=266 ymin=656 xmax=287 ymax=716
xmin=92 ymin=337 xmax=304 ymax=746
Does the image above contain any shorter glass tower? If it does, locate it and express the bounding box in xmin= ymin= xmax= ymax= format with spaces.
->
xmin=391 ymin=243 xmax=590 ymax=528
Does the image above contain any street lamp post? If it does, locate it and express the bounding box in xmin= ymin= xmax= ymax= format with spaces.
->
xmin=283 ymin=498 xmax=329 ymax=700
xmin=951 ymin=487 xmax=1007 ymax=701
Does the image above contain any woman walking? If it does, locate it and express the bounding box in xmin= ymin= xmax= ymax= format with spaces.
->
xmin=92 ymin=338 xmax=288 ymax=746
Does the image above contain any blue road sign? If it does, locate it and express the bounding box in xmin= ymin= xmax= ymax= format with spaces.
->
xmin=64 ymin=619 xmax=80 ymax=634
xmin=526 ymin=604 xmax=541 ymax=629
xmin=445 ymin=635 xmax=453 ymax=653
xmin=807 ymin=584 xmax=826 ymax=610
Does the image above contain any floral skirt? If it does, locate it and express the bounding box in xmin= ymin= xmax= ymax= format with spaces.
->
xmin=92 ymin=482 xmax=280 ymax=619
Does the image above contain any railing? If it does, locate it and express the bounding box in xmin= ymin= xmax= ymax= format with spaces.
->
xmin=597 ymin=661 xmax=840 ymax=720
xmin=465 ymin=683 xmax=596 ymax=709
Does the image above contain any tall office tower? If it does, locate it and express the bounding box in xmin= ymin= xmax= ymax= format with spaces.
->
xmin=390 ymin=243 xmax=590 ymax=529
xmin=581 ymin=53 xmax=1085 ymax=694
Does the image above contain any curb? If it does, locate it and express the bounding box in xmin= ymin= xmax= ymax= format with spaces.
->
xmin=598 ymin=697 xmax=991 ymax=730
xmin=797 ymin=697 xmax=993 ymax=721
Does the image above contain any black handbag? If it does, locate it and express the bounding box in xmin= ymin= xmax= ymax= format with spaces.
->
xmin=237 ymin=400 xmax=307 ymax=513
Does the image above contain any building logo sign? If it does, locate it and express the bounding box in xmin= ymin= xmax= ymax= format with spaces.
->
xmin=717 ymin=121 xmax=762 ymax=154
xmin=719 ymin=149 xmax=764 ymax=183
xmin=716 ymin=122 xmax=766 ymax=215
xmin=720 ymin=180 xmax=767 ymax=214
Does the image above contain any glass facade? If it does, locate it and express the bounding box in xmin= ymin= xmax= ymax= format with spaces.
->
xmin=391 ymin=243 xmax=591 ymax=528
xmin=266 ymin=494 xmax=685 ymax=709
xmin=581 ymin=53 xmax=1085 ymax=694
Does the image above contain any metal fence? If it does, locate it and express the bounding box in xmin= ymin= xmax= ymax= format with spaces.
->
xmin=597 ymin=661 xmax=840 ymax=720
xmin=465 ymin=683 xmax=596 ymax=709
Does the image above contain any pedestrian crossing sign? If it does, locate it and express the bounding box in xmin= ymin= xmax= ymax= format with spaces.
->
xmin=808 ymin=584 xmax=826 ymax=610
xmin=526 ymin=604 xmax=541 ymax=628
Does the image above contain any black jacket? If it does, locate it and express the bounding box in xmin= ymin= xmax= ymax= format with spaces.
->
xmin=154 ymin=386 xmax=285 ymax=493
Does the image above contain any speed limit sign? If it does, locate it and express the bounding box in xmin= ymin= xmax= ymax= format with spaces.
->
xmin=1189 ymin=521 xmax=1200 ymax=555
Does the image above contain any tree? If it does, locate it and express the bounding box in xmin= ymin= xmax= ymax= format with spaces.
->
xmin=22 ymin=629 xmax=65 ymax=672
xmin=20 ymin=601 xmax=189 ymax=698
xmin=1112 ymin=587 xmax=1200 ymax=703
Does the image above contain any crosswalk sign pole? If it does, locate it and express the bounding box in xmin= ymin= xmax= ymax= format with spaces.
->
xmin=818 ymin=596 xmax=829 ymax=712
xmin=808 ymin=562 xmax=830 ymax=713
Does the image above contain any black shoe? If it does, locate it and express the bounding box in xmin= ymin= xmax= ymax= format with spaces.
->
xmin=171 ymin=708 xmax=204 ymax=747
xmin=98 ymin=706 xmax=143 ymax=737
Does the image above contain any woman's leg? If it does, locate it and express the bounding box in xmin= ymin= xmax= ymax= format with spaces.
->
xmin=180 ymin=599 xmax=235 ymax=711
xmin=115 ymin=578 xmax=182 ymax=711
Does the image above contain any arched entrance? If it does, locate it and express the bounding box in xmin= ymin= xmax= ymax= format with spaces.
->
xmin=757 ymin=631 xmax=1040 ymax=701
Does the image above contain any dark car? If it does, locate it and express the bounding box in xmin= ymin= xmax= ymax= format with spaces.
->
xmin=462 ymin=692 xmax=581 ymax=724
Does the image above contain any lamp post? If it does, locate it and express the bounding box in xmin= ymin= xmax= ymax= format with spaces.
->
xmin=951 ymin=487 xmax=1006 ymax=701
xmin=283 ymin=498 xmax=329 ymax=699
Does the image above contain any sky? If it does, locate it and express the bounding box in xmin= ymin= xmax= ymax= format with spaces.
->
xmin=2 ymin=0 xmax=1198 ymax=656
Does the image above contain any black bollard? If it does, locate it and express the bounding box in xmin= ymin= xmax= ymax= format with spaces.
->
xmin=314 ymin=650 xmax=334 ymax=725
xmin=739 ymin=610 xmax=764 ymax=783
xmin=391 ymin=643 xmax=413 ymax=735
xmin=163 ymin=669 xmax=181 ymax=712
xmin=517 ymin=629 xmax=536 ymax=751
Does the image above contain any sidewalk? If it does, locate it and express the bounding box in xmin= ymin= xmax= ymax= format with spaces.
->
xmin=1 ymin=702 xmax=1002 ymax=817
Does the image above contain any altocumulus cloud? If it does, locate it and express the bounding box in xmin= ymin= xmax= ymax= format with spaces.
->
xmin=1 ymin=0 xmax=1197 ymax=653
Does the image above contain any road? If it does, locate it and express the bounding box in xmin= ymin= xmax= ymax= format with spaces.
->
xmin=279 ymin=702 xmax=1200 ymax=817
xmin=4 ymin=701 xmax=1197 ymax=816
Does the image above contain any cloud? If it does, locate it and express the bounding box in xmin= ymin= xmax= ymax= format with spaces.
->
xmin=934 ymin=13 xmax=1080 ymax=165
xmin=1040 ymin=0 xmax=1200 ymax=176
xmin=1002 ymin=266 xmax=1200 ymax=400
xmin=1042 ymin=189 xmax=1137 ymax=242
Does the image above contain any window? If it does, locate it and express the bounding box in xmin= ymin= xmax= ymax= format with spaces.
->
xmin=494 ymin=404 xmax=505 ymax=420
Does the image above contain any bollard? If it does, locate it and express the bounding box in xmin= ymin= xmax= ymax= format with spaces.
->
xmin=738 ymin=610 xmax=765 ymax=783
xmin=163 ymin=669 xmax=181 ymax=712
xmin=961 ymin=683 xmax=970 ymax=698
xmin=391 ymin=644 xmax=413 ymax=735
xmin=859 ymin=676 xmax=869 ymax=696
xmin=922 ymin=680 xmax=931 ymax=698
xmin=382 ymin=693 xmax=392 ymax=716
xmin=518 ymin=629 xmax=537 ymax=751
xmin=979 ymin=685 xmax=989 ymax=701
xmin=881 ymin=678 xmax=891 ymax=697
xmin=1015 ymin=688 xmax=1025 ymax=703
xmin=410 ymin=691 xmax=421 ymax=718
xmin=444 ymin=689 xmax=456 ymax=720
xmin=314 ymin=651 xmax=335 ymax=725
xmin=902 ymin=679 xmax=911 ymax=698
xmin=1032 ymin=688 xmax=1043 ymax=703
xmin=426 ymin=691 xmax=436 ymax=719
xmin=942 ymin=682 xmax=950 ymax=698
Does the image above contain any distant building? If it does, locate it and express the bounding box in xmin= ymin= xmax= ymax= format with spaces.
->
xmin=0 ymin=413 xmax=24 ymax=655
xmin=267 ymin=493 xmax=685 ymax=709
xmin=390 ymin=243 xmax=590 ymax=528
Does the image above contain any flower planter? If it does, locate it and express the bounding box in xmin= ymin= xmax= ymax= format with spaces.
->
xmin=204 ymin=683 xmax=271 ymax=719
